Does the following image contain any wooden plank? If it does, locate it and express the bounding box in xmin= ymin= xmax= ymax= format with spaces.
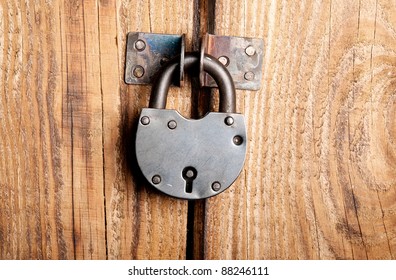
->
xmin=99 ymin=0 xmax=195 ymax=259
xmin=60 ymin=0 xmax=107 ymax=259
xmin=2 ymin=0 xmax=395 ymax=260
xmin=202 ymin=0 xmax=396 ymax=259
xmin=0 ymin=0 xmax=197 ymax=259
xmin=349 ymin=0 xmax=396 ymax=259
xmin=0 ymin=0 xmax=74 ymax=259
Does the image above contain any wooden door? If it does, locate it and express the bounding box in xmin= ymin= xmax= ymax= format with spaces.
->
xmin=0 ymin=0 xmax=395 ymax=260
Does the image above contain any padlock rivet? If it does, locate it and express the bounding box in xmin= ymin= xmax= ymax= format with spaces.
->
xmin=152 ymin=175 xmax=161 ymax=184
xmin=233 ymin=135 xmax=243 ymax=146
xmin=140 ymin=116 xmax=150 ymax=125
xmin=212 ymin=182 xmax=221 ymax=192
xmin=167 ymin=120 xmax=177 ymax=129
xmin=225 ymin=116 xmax=234 ymax=126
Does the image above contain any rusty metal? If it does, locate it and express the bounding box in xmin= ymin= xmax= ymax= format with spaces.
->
xmin=125 ymin=32 xmax=263 ymax=91
xmin=200 ymin=33 xmax=264 ymax=90
xmin=125 ymin=32 xmax=185 ymax=86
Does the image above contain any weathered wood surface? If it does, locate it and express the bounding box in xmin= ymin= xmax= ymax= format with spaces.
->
xmin=203 ymin=0 xmax=396 ymax=259
xmin=0 ymin=0 xmax=193 ymax=260
xmin=0 ymin=0 xmax=395 ymax=260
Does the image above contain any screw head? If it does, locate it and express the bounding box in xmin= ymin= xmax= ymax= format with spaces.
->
xmin=212 ymin=182 xmax=221 ymax=192
xmin=152 ymin=175 xmax=161 ymax=185
xmin=225 ymin=116 xmax=234 ymax=126
xmin=133 ymin=65 xmax=145 ymax=78
xmin=167 ymin=120 xmax=177 ymax=129
xmin=244 ymin=71 xmax=255 ymax=81
xmin=140 ymin=116 xmax=150 ymax=125
xmin=233 ymin=135 xmax=243 ymax=146
xmin=135 ymin=39 xmax=146 ymax=51
xmin=245 ymin=45 xmax=256 ymax=56
xmin=218 ymin=56 xmax=229 ymax=66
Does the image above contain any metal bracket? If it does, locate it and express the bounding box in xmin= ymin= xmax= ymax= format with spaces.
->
xmin=124 ymin=32 xmax=263 ymax=90
xmin=200 ymin=33 xmax=264 ymax=90
xmin=124 ymin=32 xmax=185 ymax=86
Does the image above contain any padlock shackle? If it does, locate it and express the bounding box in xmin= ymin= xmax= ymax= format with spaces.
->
xmin=149 ymin=52 xmax=236 ymax=113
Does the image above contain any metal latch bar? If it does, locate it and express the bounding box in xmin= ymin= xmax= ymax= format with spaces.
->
xmin=124 ymin=32 xmax=185 ymax=86
xmin=124 ymin=32 xmax=264 ymax=90
xmin=200 ymin=33 xmax=264 ymax=90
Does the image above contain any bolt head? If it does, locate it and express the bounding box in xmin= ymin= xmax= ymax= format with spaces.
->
xmin=140 ymin=116 xmax=150 ymax=125
xmin=152 ymin=175 xmax=161 ymax=185
xmin=167 ymin=120 xmax=177 ymax=129
xmin=212 ymin=182 xmax=221 ymax=192
xmin=244 ymin=71 xmax=255 ymax=81
xmin=218 ymin=56 xmax=229 ymax=67
xmin=133 ymin=65 xmax=145 ymax=78
xmin=225 ymin=116 xmax=234 ymax=126
xmin=245 ymin=45 xmax=256 ymax=56
xmin=135 ymin=39 xmax=146 ymax=51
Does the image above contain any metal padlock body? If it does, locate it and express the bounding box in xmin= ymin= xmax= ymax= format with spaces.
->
xmin=136 ymin=108 xmax=246 ymax=199
xmin=135 ymin=52 xmax=247 ymax=199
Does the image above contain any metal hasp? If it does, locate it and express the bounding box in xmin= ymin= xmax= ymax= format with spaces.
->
xmin=135 ymin=53 xmax=247 ymax=200
xmin=201 ymin=33 xmax=264 ymax=90
xmin=124 ymin=32 xmax=264 ymax=90
xmin=124 ymin=32 xmax=185 ymax=86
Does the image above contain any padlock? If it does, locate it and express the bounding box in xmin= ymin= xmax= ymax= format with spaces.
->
xmin=135 ymin=52 xmax=247 ymax=199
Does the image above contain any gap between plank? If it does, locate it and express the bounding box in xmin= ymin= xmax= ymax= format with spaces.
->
xmin=185 ymin=0 xmax=216 ymax=260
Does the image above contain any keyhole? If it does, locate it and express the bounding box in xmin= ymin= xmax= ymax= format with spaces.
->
xmin=182 ymin=167 xmax=197 ymax=193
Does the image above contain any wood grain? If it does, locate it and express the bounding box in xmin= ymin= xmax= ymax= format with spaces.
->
xmin=100 ymin=0 xmax=195 ymax=260
xmin=0 ymin=0 xmax=73 ymax=259
xmin=202 ymin=0 xmax=396 ymax=259
xmin=62 ymin=0 xmax=107 ymax=259
xmin=0 ymin=0 xmax=195 ymax=259
xmin=1 ymin=0 xmax=395 ymax=260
